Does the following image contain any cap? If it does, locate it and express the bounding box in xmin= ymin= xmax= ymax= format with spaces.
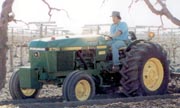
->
xmin=111 ymin=11 xmax=120 ymax=17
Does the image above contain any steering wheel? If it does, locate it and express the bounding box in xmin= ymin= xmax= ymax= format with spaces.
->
xmin=103 ymin=34 xmax=113 ymax=40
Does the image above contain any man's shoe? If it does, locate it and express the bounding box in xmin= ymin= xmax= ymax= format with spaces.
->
xmin=112 ymin=65 xmax=120 ymax=72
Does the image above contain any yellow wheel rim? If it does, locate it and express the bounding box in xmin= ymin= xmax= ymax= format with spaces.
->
xmin=143 ymin=58 xmax=164 ymax=91
xmin=20 ymin=88 xmax=36 ymax=96
xmin=75 ymin=80 xmax=91 ymax=101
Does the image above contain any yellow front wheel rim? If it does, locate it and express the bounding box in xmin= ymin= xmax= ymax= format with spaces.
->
xmin=143 ymin=58 xmax=164 ymax=91
xmin=75 ymin=80 xmax=91 ymax=101
xmin=21 ymin=88 xmax=36 ymax=96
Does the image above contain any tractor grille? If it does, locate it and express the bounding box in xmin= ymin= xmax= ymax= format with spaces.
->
xmin=57 ymin=51 xmax=74 ymax=71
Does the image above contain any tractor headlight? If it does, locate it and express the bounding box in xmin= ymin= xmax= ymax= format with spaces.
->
xmin=34 ymin=52 xmax=40 ymax=57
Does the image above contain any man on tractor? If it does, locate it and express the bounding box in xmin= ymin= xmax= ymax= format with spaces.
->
xmin=107 ymin=11 xmax=129 ymax=72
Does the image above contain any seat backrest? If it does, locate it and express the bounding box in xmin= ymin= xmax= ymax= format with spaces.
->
xmin=129 ymin=31 xmax=137 ymax=41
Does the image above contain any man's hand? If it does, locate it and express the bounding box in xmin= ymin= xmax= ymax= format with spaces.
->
xmin=104 ymin=35 xmax=113 ymax=40
xmin=106 ymin=36 xmax=112 ymax=40
xmin=111 ymin=30 xmax=122 ymax=38
xmin=104 ymin=30 xmax=122 ymax=40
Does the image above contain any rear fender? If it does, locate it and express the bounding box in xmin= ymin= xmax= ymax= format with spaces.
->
xmin=126 ymin=40 xmax=147 ymax=52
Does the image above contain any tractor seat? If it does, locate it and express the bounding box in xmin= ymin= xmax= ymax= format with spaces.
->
xmin=119 ymin=46 xmax=127 ymax=50
xmin=108 ymin=46 xmax=127 ymax=51
xmin=108 ymin=46 xmax=128 ymax=51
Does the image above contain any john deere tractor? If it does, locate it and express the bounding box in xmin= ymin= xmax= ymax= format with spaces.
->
xmin=9 ymin=32 xmax=169 ymax=101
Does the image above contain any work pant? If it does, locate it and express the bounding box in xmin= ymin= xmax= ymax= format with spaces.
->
xmin=107 ymin=40 xmax=127 ymax=65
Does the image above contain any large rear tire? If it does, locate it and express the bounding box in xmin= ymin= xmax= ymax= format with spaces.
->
xmin=9 ymin=71 xmax=40 ymax=99
xmin=62 ymin=71 xmax=95 ymax=101
xmin=120 ymin=42 xmax=169 ymax=96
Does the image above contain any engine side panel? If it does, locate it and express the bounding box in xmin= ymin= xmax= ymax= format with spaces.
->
xmin=57 ymin=51 xmax=75 ymax=71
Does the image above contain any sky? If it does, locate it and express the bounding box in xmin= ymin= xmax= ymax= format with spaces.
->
xmin=0 ymin=0 xmax=180 ymax=32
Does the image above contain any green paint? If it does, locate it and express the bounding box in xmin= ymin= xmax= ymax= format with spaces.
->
xmin=29 ymin=35 xmax=107 ymax=48
xmin=18 ymin=35 xmax=111 ymax=89
xmin=18 ymin=66 xmax=42 ymax=89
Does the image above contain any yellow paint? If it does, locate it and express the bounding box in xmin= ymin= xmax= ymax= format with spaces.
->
xmin=75 ymin=80 xmax=91 ymax=101
xmin=48 ymin=48 xmax=61 ymax=51
xmin=21 ymin=88 xmax=36 ymax=96
xmin=98 ymin=51 xmax=106 ymax=55
xmin=97 ymin=46 xmax=107 ymax=49
xmin=48 ymin=46 xmax=107 ymax=51
xmin=61 ymin=47 xmax=82 ymax=51
xmin=143 ymin=58 xmax=164 ymax=91
xmin=49 ymin=47 xmax=82 ymax=51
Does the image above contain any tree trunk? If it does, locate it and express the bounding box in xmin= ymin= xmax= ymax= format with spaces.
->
xmin=0 ymin=0 xmax=14 ymax=91
xmin=0 ymin=26 xmax=8 ymax=90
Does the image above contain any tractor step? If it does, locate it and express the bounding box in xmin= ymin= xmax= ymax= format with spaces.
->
xmin=171 ymin=72 xmax=180 ymax=78
xmin=100 ymin=85 xmax=111 ymax=88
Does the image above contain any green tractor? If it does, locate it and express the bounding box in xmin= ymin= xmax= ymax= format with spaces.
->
xmin=9 ymin=32 xmax=169 ymax=101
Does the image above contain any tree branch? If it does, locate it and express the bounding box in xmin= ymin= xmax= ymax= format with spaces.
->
xmin=128 ymin=0 xmax=140 ymax=11
xmin=160 ymin=15 xmax=164 ymax=27
xmin=13 ymin=19 xmax=29 ymax=28
xmin=41 ymin=0 xmax=69 ymax=21
xmin=101 ymin=0 xmax=107 ymax=7
xmin=128 ymin=0 xmax=180 ymax=26
xmin=144 ymin=0 xmax=180 ymax=26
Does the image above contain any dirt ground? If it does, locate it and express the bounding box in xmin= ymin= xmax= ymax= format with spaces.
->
xmin=81 ymin=98 xmax=180 ymax=108
xmin=0 ymin=36 xmax=180 ymax=108
xmin=0 ymin=96 xmax=180 ymax=108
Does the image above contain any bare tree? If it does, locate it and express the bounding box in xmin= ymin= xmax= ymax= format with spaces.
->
xmin=42 ymin=0 xmax=69 ymax=21
xmin=0 ymin=0 xmax=68 ymax=91
xmin=143 ymin=0 xmax=180 ymax=26
xmin=103 ymin=0 xmax=180 ymax=26
xmin=0 ymin=0 xmax=14 ymax=90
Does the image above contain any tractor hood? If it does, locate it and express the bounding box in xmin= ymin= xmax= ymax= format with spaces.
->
xmin=29 ymin=35 xmax=107 ymax=48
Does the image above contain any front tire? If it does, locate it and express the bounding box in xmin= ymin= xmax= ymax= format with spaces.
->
xmin=120 ymin=42 xmax=169 ymax=96
xmin=62 ymin=71 xmax=95 ymax=101
xmin=9 ymin=71 xmax=40 ymax=99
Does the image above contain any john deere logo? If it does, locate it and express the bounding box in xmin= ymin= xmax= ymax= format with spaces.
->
xmin=34 ymin=52 xmax=40 ymax=57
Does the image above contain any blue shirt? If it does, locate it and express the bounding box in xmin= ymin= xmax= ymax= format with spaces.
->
xmin=110 ymin=21 xmax=128 ymax=40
